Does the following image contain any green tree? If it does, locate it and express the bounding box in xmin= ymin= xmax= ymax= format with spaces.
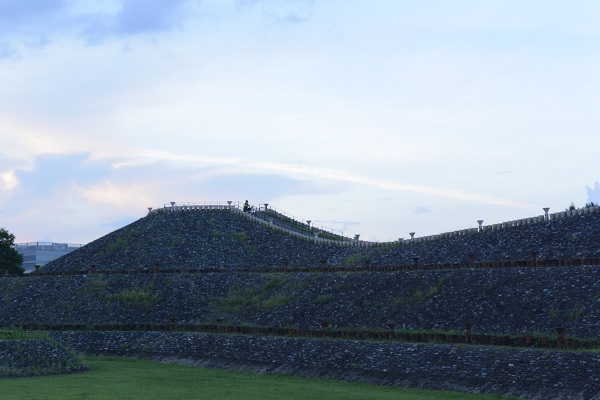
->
xmin=0 ymin=228 xmax=24 ymax=275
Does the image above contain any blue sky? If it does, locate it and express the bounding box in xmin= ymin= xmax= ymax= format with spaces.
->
xmin=1 ymin=0 xmax=600 ymax=244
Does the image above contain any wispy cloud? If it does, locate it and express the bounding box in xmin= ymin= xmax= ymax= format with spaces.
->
xmin=2 ymin=0 xmax=598 ymax=245
xmin=78 ymin=179 xmax=154 ymax=209
xmin=243 ymin=161 xmax=532 ymax=208
xmin=122 ymin=150 xmax=532 ymax=208
xmin=313 ymin=219 xmax=360 ymax=234
xmin=262 ymin=0 xmax=314 ymax=24
xmin=0 ymin=0 xmax=316 ymax=52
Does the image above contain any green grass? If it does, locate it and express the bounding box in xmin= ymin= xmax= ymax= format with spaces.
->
xmin=213 ymin=276 xmax=290 ymax=314
xmin=568 ymin=308 xmax=584 ymax=321
xmin=105 ymin=285 xmax=161 ymax=308
xmin=261 ymin=295 xmax=291 ymax=309
xmin=0 ymin=357 xmax=515 ymax=400
xmin=315 ymin=294 xmax=334 ymax=305
xmin=0 ymin=328 xmax=50 ymax=341
xmin=342 ymin=252 xmax=368 ymax=267
xmin=393 ymin=276 xmax=450 ymax=306
xmin=230 ymin=231 xmax=249 ymax=243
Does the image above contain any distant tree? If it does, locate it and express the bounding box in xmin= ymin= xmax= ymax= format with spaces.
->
xmin=243 ymin=200 xmax=251 ymax=212
xmin=0 ymin=228 xmax=24 ymax=275
xmin=565 ymin=202 xmax=598 ymax=211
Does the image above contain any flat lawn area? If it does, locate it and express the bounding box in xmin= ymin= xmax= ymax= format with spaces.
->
xmin=0 ymin=357 xmax=515 ymax=400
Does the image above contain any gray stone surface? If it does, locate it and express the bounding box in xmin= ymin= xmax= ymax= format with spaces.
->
xmin=41 ymin=208 xmax=600 ymax=272
xmin=51 ymin=331 xmax=600 ymax=400
xmin=1 ymin=266 xmax=598 ymax=337
xmin=2 ymin=207 xmax=599 ymax=396
xmin=0 ymin=339 xmax=86 ymax=378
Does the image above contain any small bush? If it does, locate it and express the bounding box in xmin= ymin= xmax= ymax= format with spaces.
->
xmin=315 ymin=294 xmax=334 ymax=305
xmin=105 ymin=285 xmax=161 ymax=308
xmin=261 ymin=296 xmax=291 ymax=309
xmin=261 ymin=276 xmax=287 ymax=292
xmin=231 ymin=231 xmax=249 ymax=243
xmin=342 ymin=253 xmax=366 ymax=267
xmin=568 ymin=308 xmax=584 ymax=321
xmin=548 ymin=309 xmax=560 ymax=319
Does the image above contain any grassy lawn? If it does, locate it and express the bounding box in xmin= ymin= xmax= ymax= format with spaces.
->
xmin=0 ymin=357 xmax=515 ymax=400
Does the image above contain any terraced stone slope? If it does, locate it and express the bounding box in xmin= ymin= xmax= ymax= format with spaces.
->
xmin=3 ymin=206 xmax=599 ymax=398
xmin=1 ymin=266 xmax=598 ymax=337
xmin=43 ymin=207 xmax=600 ymax=272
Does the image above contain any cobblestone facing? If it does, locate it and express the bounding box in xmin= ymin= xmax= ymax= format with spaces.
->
xmin=42 ymin=209 xmax=600 ymax=272
xmin=50 ymin=331 xmax=600 ymax=400
xmin=1 ymin=266 xmax=599 ymax=337
xmin=3 ymin=209 xmax=599 ymax=395
xmin=0 ymin=339 xmax=86 ymax=378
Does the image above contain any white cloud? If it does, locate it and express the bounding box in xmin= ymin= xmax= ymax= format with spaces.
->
xmin=414 ymin=206 xmax=430 ymax=214
xmin=586 ymin=182 xmax=600 ymax=205
xmin=244 ymin=160 xmax=533 ymax=208
xmin=65 ymin=0 xmax=122 ymax=16
xmin=0 ymin=170 xmax=18 ymax=191
xmin=1 ymin=0 xmax=600 ymax=244
xmin=115 ymin=149 xmax=532 ymax=208
xmin=78 ymin=179 xmax=153 ymax=210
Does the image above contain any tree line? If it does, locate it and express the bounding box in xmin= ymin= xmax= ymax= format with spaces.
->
xmin=0 ymin=228 xmax=24 ymax=275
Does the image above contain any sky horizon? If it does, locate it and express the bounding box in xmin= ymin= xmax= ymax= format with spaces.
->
xmin=2 ymin=1 xmax=600 ymax=245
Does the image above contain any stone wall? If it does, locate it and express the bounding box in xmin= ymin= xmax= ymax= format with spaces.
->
xmin=42 ymin=208 xmax=600 ymax=272
xmin=3 ymin=206 xmax=599 ymax=396
xmin=50 ymin=330 xmax=600 ymax=400
xmin=0 ymin=339 xmax=86 ymax=378
xmin=2 ymin=266 xmax=598 ymax=338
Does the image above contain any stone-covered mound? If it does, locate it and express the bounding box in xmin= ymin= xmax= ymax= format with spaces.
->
xmin=4 ymin=206 xmax=600 ymax=399
xmin=50 ymin=331 xmax=600 ymax=400
xmin=0 ymin=339 xmax=86 ymax=378
xmin=43 ymin=208 xmax=600 ymax=273
xmin=2 ymin=266 xmax=598 ymax=338
xmin=44 ymin=209 xmax=354 ymax=272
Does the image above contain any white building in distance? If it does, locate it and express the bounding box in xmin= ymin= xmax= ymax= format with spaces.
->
xmin=14 ymin=242 xmax=83 ymax=273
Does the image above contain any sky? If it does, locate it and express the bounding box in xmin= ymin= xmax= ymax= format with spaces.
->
xmin=2 ymin=0 xmax=600 ymax=244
